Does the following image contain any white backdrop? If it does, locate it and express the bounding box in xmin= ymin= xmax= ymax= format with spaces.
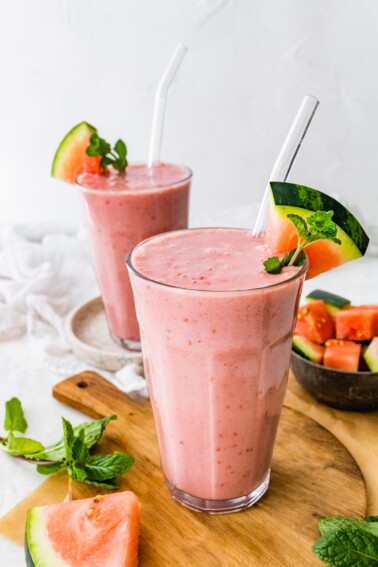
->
xmin=1 ymin=0 xmax=378 ymax=233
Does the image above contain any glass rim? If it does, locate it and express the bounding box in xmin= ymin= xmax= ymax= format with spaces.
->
xmin=126 ymin=227 xmax=308 ymax=295
xmin=75 ymin=162 xmax=193 ymax=195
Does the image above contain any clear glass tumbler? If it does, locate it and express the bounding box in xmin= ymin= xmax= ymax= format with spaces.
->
xmin=77 ymin=164 xmax=192 ymax=351
xmin=127 ymin=228 xmax=307 ymax=513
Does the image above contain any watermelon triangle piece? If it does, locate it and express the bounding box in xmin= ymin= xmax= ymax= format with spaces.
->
xmin=26 ymin=491 xmax=141 ymax=567
xmin=266 ymin=182 xmax=369 ymax=279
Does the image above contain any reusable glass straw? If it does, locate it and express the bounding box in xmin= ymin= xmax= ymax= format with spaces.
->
xmin=252 ymin=95 xmax=319 ymax=237
xmin=148 ymin=43 xmax=188 ymax=167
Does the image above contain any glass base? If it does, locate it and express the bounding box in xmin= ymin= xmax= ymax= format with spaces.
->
xmin=110 ymin=333 xmax=141 ymax=352
xmin=165 ymin=470 xmax=270 ymax=514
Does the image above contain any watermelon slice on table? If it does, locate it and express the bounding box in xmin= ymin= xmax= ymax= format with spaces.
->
xmin=26 ymin=491 xmax=141 ymax=567
xmin=52 ymin=122 xmax=103 ymax=184
xmin=335 ymin=308 xmax=376 ymax=342
xmin=294 ymin=300 xmax=334 ymax=344
xmin=323 ymin=339 xmax=361 ymax=372
xmin=266 ymin=182 xmax=370 ymax=279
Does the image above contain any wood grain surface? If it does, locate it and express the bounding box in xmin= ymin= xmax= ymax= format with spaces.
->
xmin=53 ymin=371 xmax=366 ymax=567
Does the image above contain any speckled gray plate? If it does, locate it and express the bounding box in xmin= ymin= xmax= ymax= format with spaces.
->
xmin=65 ymin=297 xmax=143 ymax=372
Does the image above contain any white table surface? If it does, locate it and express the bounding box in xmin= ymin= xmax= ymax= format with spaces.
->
xmin=1 ymin=254 xmax=377 ymax=565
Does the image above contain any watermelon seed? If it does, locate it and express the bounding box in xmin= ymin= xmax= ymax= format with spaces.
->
xmin=87 ymin=508 xmax=95 ymax=517
xmin=96 ymin=514 xmax=103 ymax=521
xmin=94 ymin=495 xmax=103 ymax=502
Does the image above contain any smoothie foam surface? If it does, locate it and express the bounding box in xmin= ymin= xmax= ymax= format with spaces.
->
xmin=78 ymin=163 xmax=190 ymax=193
xmin=133 ymin=228 xmax=300 ymax=291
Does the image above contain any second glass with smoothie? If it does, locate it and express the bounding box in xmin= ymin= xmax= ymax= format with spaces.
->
xmin=127 ymin=228 xmax=307 ymax=513
xmin=77 ymin=163 xmax=192 ymax=350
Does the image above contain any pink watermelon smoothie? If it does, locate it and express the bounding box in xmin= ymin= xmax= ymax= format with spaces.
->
xmin=128 ymin=228 xmax=307 ymax=512
xmin=77 ymin=163 xmax=191 ymax=347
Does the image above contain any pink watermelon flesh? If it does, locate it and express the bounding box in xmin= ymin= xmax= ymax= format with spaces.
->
xmin=26 ymin=491 xmax=141 ymax=567
xmin=294 ymin=300 xmax=334 ymax=344
xmin=323 ymin=340 xmax=361 ymax=372
xmin=335 ymin=308 xmax=376 ymax=341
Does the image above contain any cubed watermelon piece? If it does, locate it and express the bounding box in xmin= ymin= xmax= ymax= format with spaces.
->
xmin=335 ymin=308 xmax=376 ymax=341
xmin=26 ymin=491 xmax=141 ymax=567
xmin=292 ymin=335 xmax=325 ymax=364
xmin=364 ymin=337 xmax=378 ymax=372
xmin=295 ymin=300 xmax=334 ymax=344
xmin=358 ymin=306 xmax=378 ymax=335
xmin=305 ymin=289 xmax=351 ymax=316
xmin=324 ymin=339 xmax=361 ymax=372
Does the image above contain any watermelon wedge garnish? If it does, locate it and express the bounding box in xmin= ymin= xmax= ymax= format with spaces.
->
xmin=26 ymin=491 xmax=141 ymax=566
xmin=52 ymin=122 xmax=103 ymax=184
xmin=266 ymin=182 xmax=370 ymax=279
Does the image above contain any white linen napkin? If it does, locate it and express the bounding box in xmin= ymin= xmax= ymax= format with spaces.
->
xmin=0 ymin=223 xmax=147 ymax=397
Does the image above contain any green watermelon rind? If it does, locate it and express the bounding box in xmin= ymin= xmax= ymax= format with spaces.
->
xmin=292 ymin=335 xmax=324 ymax=363
xmin=270 ymin=182 xmax=370 ymax=256
xmin=306 ymin=289 xmax=351 ymax=311
xmin=51 ymin=121 xmax=97 ymax=179
xmin=26 ymin=508 xmax=67 ymax=567
xmin=364 ymin=338 xmax=378 ymax=372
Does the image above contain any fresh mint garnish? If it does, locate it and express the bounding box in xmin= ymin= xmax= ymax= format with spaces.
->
xmin=263 ymin=257 xmax=282 ymax=274
xmin=5 ymin=433 xmax=44 ymax=457
xmin=4 ymin=397 xmax=28 ymax=433
xmin=0 ymin=398 xmax=133 ymax=488
xmin=86 ymin=133 xmax=128 ymax=172
xmin=263 ymin=210 xmax=341 ymax=274
xmin=312 ymin=515 xmax=378 ymax=566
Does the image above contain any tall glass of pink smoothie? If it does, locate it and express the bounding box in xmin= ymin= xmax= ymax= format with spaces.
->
xmin=127 ymin=228 xmax=307 ymax=513
xmin=77 ymin=163 xmax=192 ymax=350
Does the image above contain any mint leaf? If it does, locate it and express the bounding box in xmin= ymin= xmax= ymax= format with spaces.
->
xmin=69 ymin=471 xmax=118 ymax=489
xmin=263 ymin=257 xmax=282 ymax=274
xmin=32 ymin=415 xmax=117 ymax=461
xmin=287 ymin=214 xmax=310 ymax=240
xmin=4 ymin=433 xmax=44 ymax=456
xmin=319 ymin=516 xmax=378 ymax=538
xmin=36 ymin=462 xmax=64 ymax=475
xmin=86 ymin=133 xmax=128 ymax=172
xmin=312 ymin=526 xmax=378 ymax=566
xmin=71 ymin=430 xmax=89 ymax=466
xmin=84 ymin=452 xmax=135 ymax=482
xmin=306 ymin=233 xmax=341 ymax=245
xmin=307 ymin=210 xmax=338 ymax=237
xmin=114 ymin=140 xmax=127 ymax=171
xmin=4 ymin=398 xmax=27 ymax=433
xmin=86 ymin=134 xmax=111 ymax=157
xmin=62 ymin=417 xmax=75 ymax=463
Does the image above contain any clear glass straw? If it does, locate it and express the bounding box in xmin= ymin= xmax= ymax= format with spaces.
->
xmin=252 ymin=95 xmax=319 ymax=236
xmin=148 ymin=43 xmax=188 ymax=168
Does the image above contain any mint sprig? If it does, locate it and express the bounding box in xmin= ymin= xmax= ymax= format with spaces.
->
xmin=0 ymin=398 xmax=134 ymax=488
xmin=0 ymin=397 xmax=43 ymax=456
xmin=312 ymin=515 xmax=378 ymax=566
xmin=264 ymin=210 xmax=341 ymax=274
xmin=86 ymin=133 xmax=128 ymax=172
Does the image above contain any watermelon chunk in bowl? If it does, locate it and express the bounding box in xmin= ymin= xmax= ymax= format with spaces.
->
xmin=26 ymin=491 xmax=141 ymax=567
xmin=294 ymin=300 xmax=334 ymax=344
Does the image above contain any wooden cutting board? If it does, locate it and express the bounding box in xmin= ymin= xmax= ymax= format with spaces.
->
xmin=53 ymin=371 xmax=366 ymax=567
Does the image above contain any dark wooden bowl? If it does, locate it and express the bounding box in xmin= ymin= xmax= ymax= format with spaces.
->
xmin=291 ymin=351 xmax=378 ymax=411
